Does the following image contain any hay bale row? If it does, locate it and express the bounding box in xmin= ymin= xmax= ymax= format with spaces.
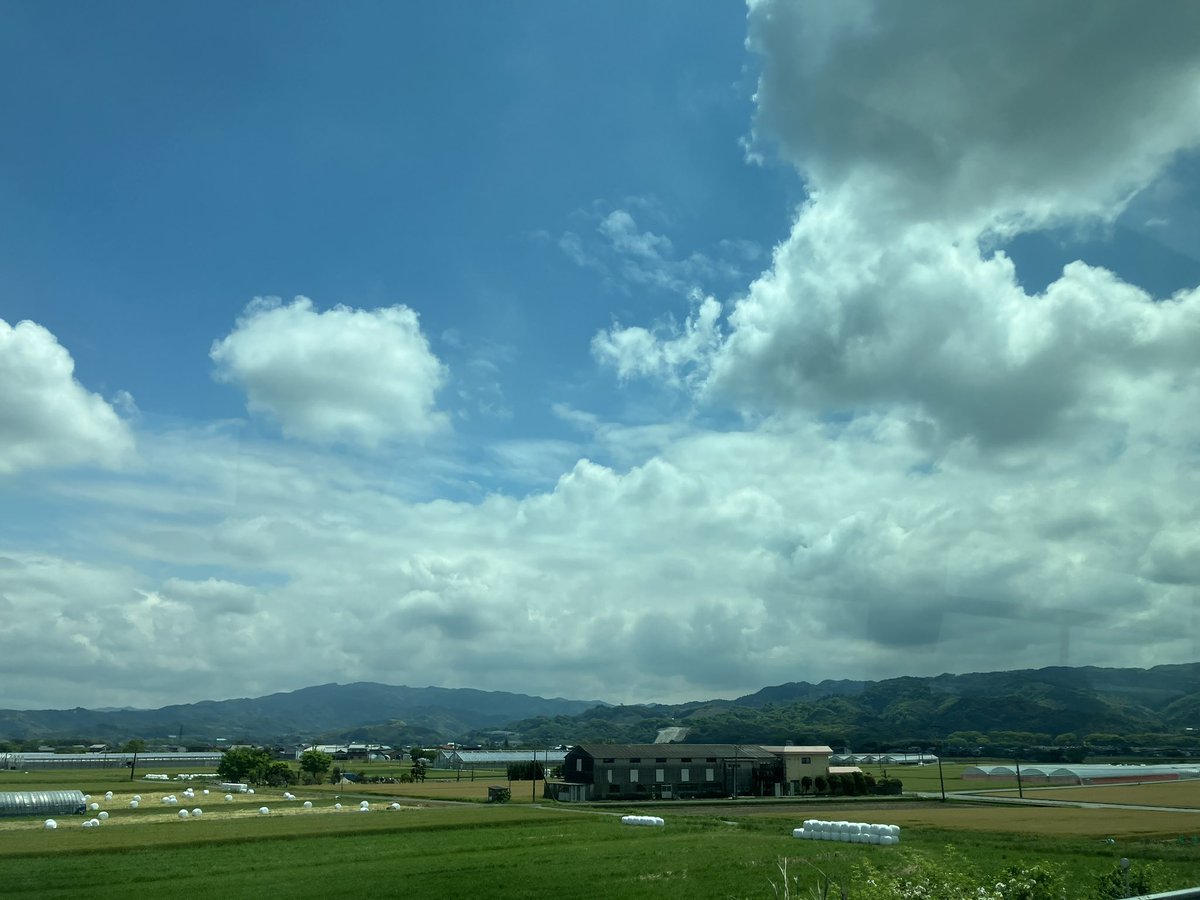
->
xmin=793 ymin=819 xmax=900 ymax=845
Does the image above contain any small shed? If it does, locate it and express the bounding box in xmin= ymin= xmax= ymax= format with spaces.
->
xmin=0 ymin=790 xmax=87 ymax=818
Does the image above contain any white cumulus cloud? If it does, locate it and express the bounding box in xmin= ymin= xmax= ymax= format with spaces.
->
xmin=210 ymin=297 xmax=448 ymax=447
xmin=0 ymin=319 xmax=134 ymax=474
xmin=592 ymin=294 xmax=724 ymax=387
xmin=602 ymin=1 xmax=1200 ymax=456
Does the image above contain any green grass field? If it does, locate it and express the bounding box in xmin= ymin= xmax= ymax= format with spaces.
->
xmin=3 ymin=768 xmax=1199 ymax=898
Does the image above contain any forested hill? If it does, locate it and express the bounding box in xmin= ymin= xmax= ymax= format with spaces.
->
xmin=0 ymin=682 xmax=604 ymax=746
xmin=503 ymin=663 xmax=1200 ymax=749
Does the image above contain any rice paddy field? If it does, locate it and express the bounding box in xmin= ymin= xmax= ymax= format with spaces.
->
xmin=3 ymin=767 xmax=1199 ymax=898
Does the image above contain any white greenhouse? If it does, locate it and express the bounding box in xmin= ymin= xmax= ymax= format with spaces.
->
xmin=0 ymin=790 xmax=87 ymax=818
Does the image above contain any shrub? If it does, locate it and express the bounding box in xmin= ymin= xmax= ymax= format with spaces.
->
xmin=874 ymin=776 xmax=903 ymax=795
xmin=1092 ymin=860 xmax=1164 ymax=899
xmin=846 ymin=847 xmax=1066 ymax=900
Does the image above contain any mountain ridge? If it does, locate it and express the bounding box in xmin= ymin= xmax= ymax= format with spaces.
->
xmin=3 ymin=663 xmax=1198 ymax=747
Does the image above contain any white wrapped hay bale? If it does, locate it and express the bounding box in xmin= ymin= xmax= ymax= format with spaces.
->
xmin=129 ymin=800 xmax=139 ymax=809
xmin=620 ymin=815 xmax=665 ymax=827
xmin=259 ymin=806 xmax=270 ymax=815
xmin=192 ymin=808 xmax=202 ymax=817
xmin=98 ymin=811 xmax=109 ymax=820
xmin=104 ymin=791 xmax=113 ymax=801
xmin=224 ymin=794 xmax=234 ymax=802
xmin=89 ymin=802 xmax=99 ymax=811
xmin=178 ymin=809 xmax=190 ymax=818
xmin=334 ymin=803 xmax=342 ymax=810
xmin=303 ymin=801 xmax=313 ymax=809
xmin=43 ymin=819 xmax=58 ymax=830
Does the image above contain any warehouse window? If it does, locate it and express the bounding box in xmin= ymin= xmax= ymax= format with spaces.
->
xmin=576 ymin=759 xmax=582 ymax=771
xmin=705 ymin=768 xmax=714 ymax=781
xmin=606 ymin=770 xmax=613 ymax=783
xmin=629 ymin=769 xmax=639 ymax=782
xmin=801 ymin=757 xmax=812 ymax=765
xmin=680 ymin=768 xmax=689 ymax=781
xmin=655 ymin=769 xmax=664 ymax=782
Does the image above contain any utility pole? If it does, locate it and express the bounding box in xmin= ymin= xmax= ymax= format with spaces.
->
xmin=937 ymin=742 xmax=946 ymax=802
xmin=1015 ymin=757 xmax=1024 ymax=799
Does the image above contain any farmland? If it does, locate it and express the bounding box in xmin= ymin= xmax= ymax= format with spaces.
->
xmin=3 ymin=766 xmax=1200 ymax=898
xmin=990 ymin=779 xmax=1200 ymax=809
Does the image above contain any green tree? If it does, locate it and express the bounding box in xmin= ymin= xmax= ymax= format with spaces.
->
xmin=217 ymin=746 xmax=272 ymax=783
xmin=298 ymin=750 xmax=333 ymax=784
xmin=851 ymin=771 xmax=867 ymax=796
xmin=263 ymin=761 xmax=296 ymax=787
xmin=800 ymin=775 xmax=813 ymax=795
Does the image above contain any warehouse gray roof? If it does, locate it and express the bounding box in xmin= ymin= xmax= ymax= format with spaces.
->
xmin=436 ymin=750 xmax=568 ymax=766
xmin=571 ymin=743 xmax=777 ymax=760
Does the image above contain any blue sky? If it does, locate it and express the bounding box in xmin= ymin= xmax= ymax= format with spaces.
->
xmin=2 ymin=0 xmax=793 ymax=445
xmin=3 ymin=0 xmax=1200 ymax=710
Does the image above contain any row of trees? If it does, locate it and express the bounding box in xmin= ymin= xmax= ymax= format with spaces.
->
xmin=216 ymin=748 xmax=336 ymax=786
xmin=505 ymin=761 xmax=545 ymax=781
xmin=797 ymin=772 xmax=902 ymax=796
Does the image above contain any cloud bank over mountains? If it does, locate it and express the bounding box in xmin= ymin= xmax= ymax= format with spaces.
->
xmin=2 ymin=0 xmax=1199 ymax=710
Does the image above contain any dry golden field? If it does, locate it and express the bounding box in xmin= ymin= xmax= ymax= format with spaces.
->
xmin=989 ymin=779 xmax=1200 ymax=809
